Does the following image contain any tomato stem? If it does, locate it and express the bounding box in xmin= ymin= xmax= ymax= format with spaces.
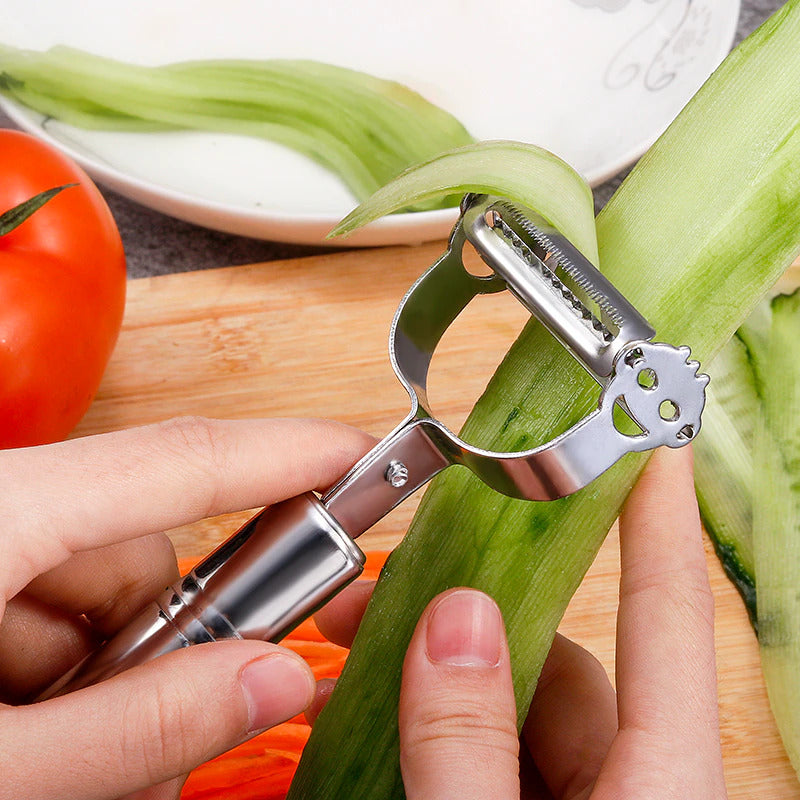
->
xmin=0 ymin=183 xmax=77 ymax=236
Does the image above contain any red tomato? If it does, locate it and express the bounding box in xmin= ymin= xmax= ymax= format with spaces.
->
xmin=0 ymin=130 xmax=126 ymax=448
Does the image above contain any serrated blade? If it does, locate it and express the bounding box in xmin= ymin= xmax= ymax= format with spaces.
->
xmin=493 ymin=200 xmax=625 ymax=328
xmin=461 ymin=195 xmax=655 ymax=381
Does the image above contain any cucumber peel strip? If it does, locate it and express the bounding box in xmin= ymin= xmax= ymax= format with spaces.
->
xmin=695 ymin=332 xmax=759 ymax=625
xmin=755 ymin=289 xmax=800 ymax=778
xmin=695 ymin=285 xmax=800 ymax=777
xmin=329 ymin=139 xmax=598 ymax=264
xmin=694 ymin=261 xmax=799 ymax=629
xmin=0 ymin=44 xmax=474 ymax=207
xmin=289 ymin=5 xmax=800 ymax=797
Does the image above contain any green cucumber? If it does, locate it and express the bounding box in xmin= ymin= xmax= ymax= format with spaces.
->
xmin=754 ymin=289 xmax=800 ymax=777
xmin=288 ymin=4 xmax=800 ymax=798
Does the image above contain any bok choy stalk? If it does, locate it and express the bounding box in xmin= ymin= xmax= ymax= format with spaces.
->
xmin=288 ymin=4 xmax=800 ymax=798
xmin=0 ymin=45 xmax=473 ymax=206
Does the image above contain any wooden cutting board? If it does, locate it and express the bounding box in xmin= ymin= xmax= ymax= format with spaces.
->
xmin=73 ymin=244 xmax=799 ymax=798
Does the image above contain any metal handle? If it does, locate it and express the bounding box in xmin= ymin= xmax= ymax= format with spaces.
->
xmin=40 ymin=494 xmax=365 ymax=699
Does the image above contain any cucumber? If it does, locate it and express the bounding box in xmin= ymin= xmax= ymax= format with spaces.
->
xmin=754 ymin=289 xmax=800 ymax=777
xmin=288 ymin=5 xmax=800 ymax=798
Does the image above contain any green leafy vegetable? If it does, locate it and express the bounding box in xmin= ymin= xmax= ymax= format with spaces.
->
xmin=289 ymin=4 xmax=800 ymax=798
xmin=0 ymin=44 xmax=474 ymax=206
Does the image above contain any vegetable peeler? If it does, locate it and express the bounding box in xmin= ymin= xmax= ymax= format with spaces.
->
xmin=43 ymin=194 xmax=709 ymax=699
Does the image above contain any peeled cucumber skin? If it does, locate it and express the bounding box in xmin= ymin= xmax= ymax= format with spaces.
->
xmin=0 ymin=45 xmax=474 ymax=206
xmin=754 ymin=290 xmax=800 ymax=778
xmin=329 ymin=140 xmax=598 ymax=263
xmin=288 ymin=4 xmax=800 ymax=798
xmin=695 ymin=288 xmax=794 ymax=630
xmin=695 ymin=333 xmax=759 ymax=626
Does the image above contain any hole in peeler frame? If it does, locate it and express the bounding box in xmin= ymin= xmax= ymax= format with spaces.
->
xmin=637 ymin=368 xmax=658 ymax=390
xmin=624 ymin=347 xmax=645 ymax=367
xmin=659 ymin=399 xmax=680 ymax=421
xmin=612 ymin=399 xmax=646 ymax=437
xmin=461 ymin=240 xmax=496 ymax=279
xmin=426 ymin=289 xmax=534 ymax=444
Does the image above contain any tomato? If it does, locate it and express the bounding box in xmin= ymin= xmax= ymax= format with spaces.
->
xmin=0 ymin=130 xmax=126 ymax=448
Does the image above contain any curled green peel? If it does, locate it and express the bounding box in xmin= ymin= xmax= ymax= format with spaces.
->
xmin=754 ymin=290 xmax=800 ymax=778
xmin=329 ymin=139 xmax=598 ymax=264
xmin=0 ymin=44 xmax=474 ymax=206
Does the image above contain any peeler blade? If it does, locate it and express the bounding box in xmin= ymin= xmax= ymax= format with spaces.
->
xmin=460 ymin=195 xmax=655 ymax=382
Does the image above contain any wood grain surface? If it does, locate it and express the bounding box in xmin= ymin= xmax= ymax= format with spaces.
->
xmin=72 ymin=244 xmax=800 ymax=798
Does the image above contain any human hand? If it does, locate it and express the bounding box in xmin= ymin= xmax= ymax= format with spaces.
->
xmin=0 ymin=416 xmax=373 ymax=800
xmin=313 ymin=446 xmax=728 ymax=799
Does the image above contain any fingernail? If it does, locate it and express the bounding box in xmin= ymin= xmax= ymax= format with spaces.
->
xmin=426 ymin=590 xmax=503 ymax=667
xmin=240 ymin=654 xmax=315 ymax=733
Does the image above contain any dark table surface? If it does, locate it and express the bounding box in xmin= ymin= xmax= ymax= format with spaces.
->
xmin=0 ymin=0 xmax=784 ymax=279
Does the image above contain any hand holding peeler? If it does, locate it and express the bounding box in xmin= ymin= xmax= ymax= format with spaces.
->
xmin=42 ymin=194 xmax=709 ymax=699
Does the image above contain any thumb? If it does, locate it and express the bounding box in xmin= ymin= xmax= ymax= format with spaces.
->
xmin=1 ymin=640 xmax=315 ymax=800
xmin=398 ymin=589 xmax=519 ymax=800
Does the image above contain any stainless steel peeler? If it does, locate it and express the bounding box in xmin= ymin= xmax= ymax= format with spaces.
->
xmin=43 ymin=194 xmax=709 ymax=698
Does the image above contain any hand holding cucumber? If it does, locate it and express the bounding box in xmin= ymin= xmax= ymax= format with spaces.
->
xmin=312 ymin=446 xmax=727 ymax=799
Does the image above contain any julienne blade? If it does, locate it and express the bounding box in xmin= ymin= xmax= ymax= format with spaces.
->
xmin=288 ymin=4 xmax=800 ymax=799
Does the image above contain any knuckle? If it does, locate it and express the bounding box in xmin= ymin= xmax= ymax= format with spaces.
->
xmin=623 ymin=563 xmax=715 ymax=630
xmin=404 ymin=694 xmax=518 ymax=760
xmin=156 ymin=416 xmax=228 ymax=512
xmin=119 ymin=680 xmax=203 ymax=784
xmin=157 ymin=416 xmax=222 ymax=465
xmin=623 ymin=558 xmax=713 ymax=604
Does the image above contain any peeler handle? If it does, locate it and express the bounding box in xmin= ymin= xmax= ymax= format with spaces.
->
xmin=39 ymin=494 xmax=365 ymax=699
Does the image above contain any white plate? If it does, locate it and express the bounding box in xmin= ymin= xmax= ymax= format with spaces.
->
xmin=0 ymin=0 xmax=740 ymax=246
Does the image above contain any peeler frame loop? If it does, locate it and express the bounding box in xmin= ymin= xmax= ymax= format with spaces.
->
xmin=324 ymin=196 xmax=708 ymax=537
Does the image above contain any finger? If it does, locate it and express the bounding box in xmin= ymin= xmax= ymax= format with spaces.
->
xmin=313 ymin=579 xmax=375 ymax=648
xmin=305 ymin=677 xmax=337 ymax=726
xmin=522 ymin=634 xmax=616 ymax=800
xmin=0 ymin=592 xmax=95 ymax=702
xmin=2 ymin=640 xmax=316 ymax=800
xmin=25 ymin=532 xmax=180 ymax=635
xmin=0 ymin=535 xmax=180 ymax=698
xmin=611 ymin=446 xmax=724 ymax=790
xmin=1 ymin=417 xmax=374 ymax=599
xmin=399 ymin=588 xmax=519 ymax=800
xmin=121 ymin=774 xmax=186 ymax=800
